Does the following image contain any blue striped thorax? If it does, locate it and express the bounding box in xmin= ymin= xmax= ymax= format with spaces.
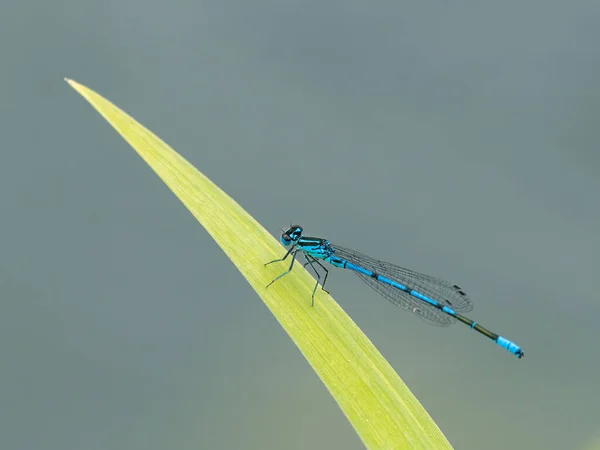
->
xmin=298 ymin=237 xmax=335 ymax=259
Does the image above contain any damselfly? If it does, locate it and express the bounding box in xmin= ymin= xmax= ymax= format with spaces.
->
xmin=264 ymin=225 xmax=524 ymax=359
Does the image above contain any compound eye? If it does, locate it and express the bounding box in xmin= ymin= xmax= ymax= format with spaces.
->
xmin=280 ymin=233 xmax=293 ymax=246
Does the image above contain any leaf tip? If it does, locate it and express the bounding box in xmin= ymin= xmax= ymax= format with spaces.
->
xmin=64 ymin=78 xmax=80 ymax=88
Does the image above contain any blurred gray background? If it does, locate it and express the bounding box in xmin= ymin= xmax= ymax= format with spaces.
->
xmin=1 ymin=1 xmax=599 ymax=449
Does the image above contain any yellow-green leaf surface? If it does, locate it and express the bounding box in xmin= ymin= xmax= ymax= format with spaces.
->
xmin=585 ymin=435 xmax=600 ymax=450
xmin=65 ymin=78 xmax=453 ymax=450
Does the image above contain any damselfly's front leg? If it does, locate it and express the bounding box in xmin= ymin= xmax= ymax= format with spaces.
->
xmin=264 ymin=244 xmax=296 ymax=267
xmin=266 ymin=248 xmax=299 ymax=289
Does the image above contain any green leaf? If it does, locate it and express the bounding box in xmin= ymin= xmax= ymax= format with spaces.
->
xmin=65 ymin=78 xmax=453 ymax=450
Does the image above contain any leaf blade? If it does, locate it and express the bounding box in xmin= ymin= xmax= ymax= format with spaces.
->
xmin=65 ymin=78 xmax=453 ymax=450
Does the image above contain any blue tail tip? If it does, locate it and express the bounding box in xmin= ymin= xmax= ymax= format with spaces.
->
xmin=497 ymin=336 xmax=524 ymax=359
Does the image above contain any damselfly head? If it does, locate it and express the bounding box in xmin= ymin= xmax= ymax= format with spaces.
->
xmin=280 ymin=225 xmax=303 ymax=246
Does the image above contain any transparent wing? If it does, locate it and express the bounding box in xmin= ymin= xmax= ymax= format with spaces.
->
xmin=330 ymin=244 xmax=474 ymax=327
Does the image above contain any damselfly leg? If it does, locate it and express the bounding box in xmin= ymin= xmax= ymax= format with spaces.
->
xmin=266 ymin=247 xmax=300 ymax=289
xmin=303 ymin=255 xmax=330 ymax=306
xmin=303 ymin=256 xmax=330 ymax=306
xmin=264 ymin=244 xmax=296 ymax=267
